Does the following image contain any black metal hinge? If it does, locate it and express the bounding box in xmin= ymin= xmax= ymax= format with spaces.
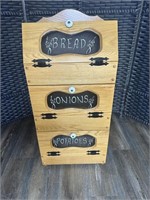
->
xmin=41 ymin=113 xmax=57 ymax=119
xmin=89 ymin=57 xmax=109 ymax=66
xmin=47 ymin=151 xmax=60 ymax=156
xmin=88 ymin=112 xmax=104 ymax=118
xmin=87 ymin=150 xmax=100 ymax=155
xmin=32 ymin=59 xmax=51 ymax=67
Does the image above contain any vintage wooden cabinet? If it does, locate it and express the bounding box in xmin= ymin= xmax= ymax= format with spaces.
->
xmin=22 ymin=9 xmax=118 ymax=165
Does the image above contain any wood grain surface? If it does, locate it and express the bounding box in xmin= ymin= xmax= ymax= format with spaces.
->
xmin=22 ymin=19 xmax=118 ymax=86
xmin=1 ymin=114 xmax=149 ymax=199
xmin=34 ymin=112 xmax=112 ymax=131
xmin=29 ymin=84 xmax=114 ymax=132
xmin=22 ymin=21 xmax=118 ymax=63
xmin=24 ymin=62 xmax=118 ymax=85
xmin=37 ymin=130 xmax=109 ymax=165
xmin=29 ymin=84 xmax=115 ymax=112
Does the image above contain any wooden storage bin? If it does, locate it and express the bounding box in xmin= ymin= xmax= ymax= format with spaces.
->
xmin=29 ymin=85 xmax=114 ymax=131
xmin=37 ymin=130 xmax=109 ymax=165
xmin=22 ymin=10 xmax=118 ymax=165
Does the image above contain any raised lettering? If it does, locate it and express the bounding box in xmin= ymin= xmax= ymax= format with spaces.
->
xmin=76 ymin=96 xmax=84 ymax=103
xmin=55 ymin=97 xmax=61 ymax=104
xmin=81 ymin=39 xmax=86 ymax=48
xmin=73 ymin=38 xmax=79 ymax=49
xmin=57 ymin=138 xmax=60 ymax=145
xmin=68 ymin=38 xmax=72 ymax=49
xmin=61 ymin=96 xmax=68 ymax=104
xmin=60 ymin=38 xmax=66 ymax=48
xmin=60 ymin=138 xmax=64 ymax=144
xmin=67 ymin=138 xmax=72 ymax=145
xmin=71 ymin=96 xmax=76 ymax=104
xmin=52 ymin=37 xmax=58 ymax=48
xmin=52 ymin=135 xmax=95 ymax=148
xmin=74 ymin=138 xmax=78 ymax=144
xmin=83 ymin=137 xmax=87 ymax=144
xmin=47 ymin=91 xmax=97 ymax=109
xmin=84 ymin=95 xmax=89 ymax=103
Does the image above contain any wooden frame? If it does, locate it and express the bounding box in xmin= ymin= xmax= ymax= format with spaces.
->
xmin=22 ymin=9 xmax=118 ymax=165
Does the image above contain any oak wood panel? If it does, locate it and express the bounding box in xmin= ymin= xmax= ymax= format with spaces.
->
xmin=40 ymin=152 xmax=107 ymax=165
xmin=29 ymin=84 xmax=115 ymax=113
xmin=22 ymin=21 xmax=118 ymax=63
xmin=37 ymin=130 xmax=109 ymax=165
xmin=24 ymin=62 xmax=118 ymax=85
xmin=36 ymin=129 xmax=109 ymax=141
xmin=34 ymin=112 xmax=112 ymax=131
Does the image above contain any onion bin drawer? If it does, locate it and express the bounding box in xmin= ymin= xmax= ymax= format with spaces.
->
xmin=29 ymin=84 xmax=114 ymax=131
xmin=29 ymin=85 xmax=114 ymax=112
xmin=22 ymin=10 xmax=118 ymax=165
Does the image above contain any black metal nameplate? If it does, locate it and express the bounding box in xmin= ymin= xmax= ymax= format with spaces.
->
xmin=41 ymin=30 xmax=100 ymax=55
xmin=52 ymin=135 xmax=95 ymax=148
xmin=47 ymin=91 xmax=98 ymax=109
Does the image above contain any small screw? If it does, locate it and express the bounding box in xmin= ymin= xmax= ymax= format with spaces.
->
xmin=69 ymin=86 xmax=75 ymax=94
xmin=65 ymin=20 xmax=73 ymax=28
xmin=70 ymin=133 xmax=77 ymax=139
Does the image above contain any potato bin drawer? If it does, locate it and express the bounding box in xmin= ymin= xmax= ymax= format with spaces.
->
xmin=36 ymin=130 xmax=110 ymax=165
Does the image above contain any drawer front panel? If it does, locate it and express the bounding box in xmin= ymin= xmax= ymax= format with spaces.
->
xmin=36 ymin=130 xmax=109 ymax=165
xmin=29 ymin=84 xmax=114 ymax=131
xmin=22 ymin=21 xmax=118 ymax=64
xmin=29 ymin=84 xmax=115 ymax=113
xmin=24 ymin=62 xmax=117 ymax=85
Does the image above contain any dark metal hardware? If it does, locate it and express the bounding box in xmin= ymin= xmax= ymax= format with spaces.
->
xmin=32 ymin=59 xmax=51 ymax=67
xmin=87 ymin=150 xmax=100 ymax=155
xmin=41 ymin=113 xmax=57 ymax=119
xmin=47 ymin=151 xmax=60 ymax=156
xmin=89 ymin=57 xmax=109 ymax=66
xmin=88 ymin=112 xmax=104 ymax=118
